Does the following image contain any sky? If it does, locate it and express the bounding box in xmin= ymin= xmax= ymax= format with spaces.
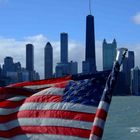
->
xmin=0 ymin=0 xmax=140 ymax=78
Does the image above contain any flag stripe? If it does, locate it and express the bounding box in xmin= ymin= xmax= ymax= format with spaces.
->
xmin=95 ymin=109 xmax=107 ymax=121
xmin=0 ymin=95 xmax=62 ymax=108
xmin=10 ymin=76 xmax=71 ymax=87
xmin=0 ymin=134 xmax=89 ymax=140
xmin=98 ymin=101 xmax=109 ymax=112
xmin=32 ymin=87 xmax=64 ymax=96
xmin=0 ymin=102 xmax=97 ymax=115
xmin=0 ymin=100 xmax=24 ymax=108
xmin=92 ymin=118 xmax=105 ymax=129
xmin=0 ymin=126 xmax=91 ymax=138
xmin=91 ymin=126 xmax=103 ymax=137
xmin=6 ymin=96 xmax=26 ymax=101
xmin=0 ymin=118 xmax=93 ymax=131
xmin=89 ymin=134 xmax=101 ymax=140
xmin=0 ymin=88 xmax=33 ymax=97
xmin=0 ymin=110 xmax=95 ymax=123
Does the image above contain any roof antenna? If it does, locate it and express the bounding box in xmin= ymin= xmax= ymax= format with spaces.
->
xmin=89 ymin=0 xmax=92 ymax=15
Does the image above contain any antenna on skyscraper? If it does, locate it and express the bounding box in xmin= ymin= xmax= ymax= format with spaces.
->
xmin=89 ymin=0 xmax=92 ymax=15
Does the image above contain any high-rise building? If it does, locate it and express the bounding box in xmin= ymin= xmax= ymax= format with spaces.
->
xmin=55 ymin=33 xmax=78 ymax=77
xmin=69 ymin=61 xmax=78 ymax=75
xmin=61 ymin=33 xmax=68 ymax=64
xmin=103 ymin=39 xmax=117 ymax=70
xmin=131 ymin=67 xmax=140 ymax=95
xmin=26 ymin=44 xmax=34 ymax=81
xmin=121 ymin=51 xmax=135 ymax=94
xmin=44 ymin=42 xmax=53 ymax=79
xmin=3 ymin=57 xmax=14 ymax=74
xmin=26 ymin=44 xmax=34 ymax=72
xmin=82 ymin=15 xmax=96 ymax=74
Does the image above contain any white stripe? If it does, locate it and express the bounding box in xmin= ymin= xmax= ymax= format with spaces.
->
xmin=1 ymin=134 xmax=89 ymax=140
xmin=7 ymin=96 xmax=26 ymax=101
xmin=24 ymin=84 xmax=52 ymax=90
xmin=0 ymin=118 xmax=93 ymax=131
xmin=89 ymin=134 xmax=101 ymax=140
xmin=93 ymin=117 xmax=105 ymax=129
xmin=0 ymin=106 xmax=19 ymax=115
xmin=0 ymin=102 xmax=97 ymax=115
xmin=24 ymin=81 xmax=69 ymax=90
xmin=32 ymin=87 xmax=64 ymax=96
xmin=98 ymin=101 xmax=109 ymax=112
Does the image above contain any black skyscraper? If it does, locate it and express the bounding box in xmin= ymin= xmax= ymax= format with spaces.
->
xmin=44 ymin=42 xmax=53 ymax=79
xmin=26 ymin=44 xmax=34 ymax=81
xmin=82 ymin=15 xmax=96 ymax=74
xmin=61 ymin=33 xmax=68 ymax=64
xmin=26 ymin=44 xmax=34 ymax=71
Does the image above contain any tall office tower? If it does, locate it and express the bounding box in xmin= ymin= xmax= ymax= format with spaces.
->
xmin=131 ymin=67 xmax=140 ymax=95
xmin=61 ymin=33 xmax=68 ymax=64
xmin=3 ymin=57 xmax=14 ymax=72
xmin=26 ymin=44 xmax=34 ymax=81
xmin=26 ymin=44 xmax=34 ymax=71
xmin=82 ymin=15 xmax=96 ymax=74
xmin=55 ymin=33 xmax=78 ymax=78
xmin=121 ymin=51 xmax=135 ymax=94
xmin=44 ymin=42 xmax=53 ymax=79
xmin=103 ymin=39 xmax=117 ymax=70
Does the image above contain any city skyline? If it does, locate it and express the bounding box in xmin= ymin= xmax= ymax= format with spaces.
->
xmin=0 ymin=0 xmax=140 ymax=78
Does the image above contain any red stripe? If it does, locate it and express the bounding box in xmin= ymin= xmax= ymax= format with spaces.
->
xmin=10 ymin=76 xmax=71 ymax=87
xmin=25 ymin=95 xmax=62 ymax=103
xmin=0 ymin=100 xmax=24 ymax=108
xmin=0 ymin=126 xmax=90 ymax=138
xmin=0 ymin=95 xmax=62 ymax=108
xmin=95 ymin=109 xmax=107 ymax=121
xmin=91 ymin=126 xmax=103 ymax=137
xmin=0 ymin=87 xmax=34 ymax=96
xmin=0 ymin=110 xmax=95 ymax=123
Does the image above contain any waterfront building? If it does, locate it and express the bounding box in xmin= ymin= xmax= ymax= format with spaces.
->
xmin=69 ymin=61 xmax=78 ymax=75
xmin=55 ymin=63 xmax=69 ymax=78
xmin=26 ymin=44 xmax=34 ymax=71
xmin=121 ymin=51 xmax=135 ymax=94
xmin=55 ymin=61 xmax=78 ymax=78
xmin=61 ymin=33 xmax=68 ymax=64
xmin=44 ymin=42 xmax=53 ymax=79
xmin=103 ymin=39 xmax=117 ymax=70
xmin=2 ymin=57 xmax=15 ymax=75
xmin=55 ymin=33 xmax=78 ymax=77
xmin=131 ymin=67 xmax=140 ymax=95
xmin=82 ymin=14 xmax=96 ymax=74
xmin=26 ymin=44 xmax=34 ymax=81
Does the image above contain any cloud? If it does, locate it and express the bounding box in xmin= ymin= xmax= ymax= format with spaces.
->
xmin=133 ymin=12 xmax=140 ymax=25
xmin=0 ymin=34 xmax=140 ymax=79
xmin=0 ymin=35 xmax=104 ymax=79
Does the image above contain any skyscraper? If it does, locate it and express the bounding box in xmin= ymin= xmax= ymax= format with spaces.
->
xmin=103 ymin=39 xmax=117 ymax=70
xmin=82 ymin=15 xmax=96 ymax=74
xmin=131 ymin=67 xmax=140 ymax=95
xmin=61 ymin=33 xmax=68 ymax=64
xmin=44 ymin=42 xmax=53 ymax=79
xmin=121 ymin=51 xmax=135 ymax=94
xmin=26 ymin=44 xmax=34 ymax=72
xmin=26 ymin=44 xmax=34 ymax=81
xmin=55 ymin=33 xmax=78 ymax=77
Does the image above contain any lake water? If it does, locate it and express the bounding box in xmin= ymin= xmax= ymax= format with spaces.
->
xmin=103 ymin=96 xmax=140 ymax=140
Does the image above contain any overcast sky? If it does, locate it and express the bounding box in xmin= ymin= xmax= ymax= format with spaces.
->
xmin=0 ymin=0 xmax=140 ymax=78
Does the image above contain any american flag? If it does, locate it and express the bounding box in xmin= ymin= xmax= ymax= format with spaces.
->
xmin=0 ymin=67 xmax=118 ymax=140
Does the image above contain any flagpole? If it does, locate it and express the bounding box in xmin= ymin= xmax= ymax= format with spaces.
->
xmin=89 ymin=48 xmax=128 ymax=140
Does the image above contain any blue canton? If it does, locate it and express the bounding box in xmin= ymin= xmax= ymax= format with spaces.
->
xmin=62 ymin=78 xmax=106 ymax=107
